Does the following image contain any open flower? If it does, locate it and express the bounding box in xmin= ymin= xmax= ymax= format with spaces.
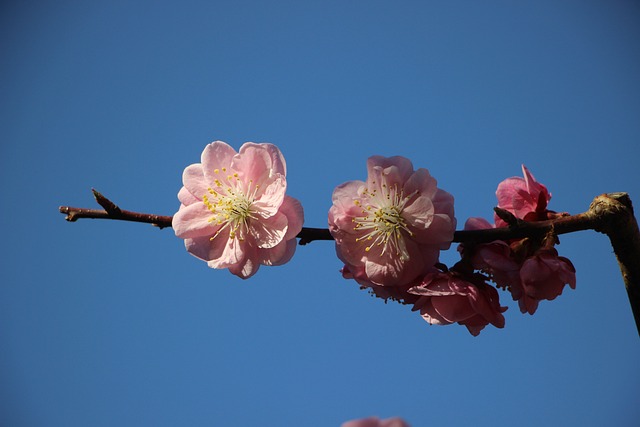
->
xmin=408 ymin=271 xmax=507 ymax=336
xmin=172 ymin=141 xmax=304 ymax=279
xmin=329 ymin=155 xmax=456 ymax=287
xmin=341 ymin=417 xmax=411 ymax=427
xmin=495 ymin=165 xmax=552 ymax=226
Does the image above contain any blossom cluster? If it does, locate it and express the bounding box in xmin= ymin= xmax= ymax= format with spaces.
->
xmin=460 ymin=166 xmax=576 ymax=315
xmin=328 ymin=155 xmax=507 ymax=336
xmin=173 ymin=142 xmax=576 ymax=335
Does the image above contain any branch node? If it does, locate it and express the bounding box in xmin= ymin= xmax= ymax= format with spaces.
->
xmin=588 ymin=192 xmax=640 ymax=336
xmin=59 ymin=206 xmax=77 ymax=222
xmin=92 ymin=189 xmax=122 ymax=216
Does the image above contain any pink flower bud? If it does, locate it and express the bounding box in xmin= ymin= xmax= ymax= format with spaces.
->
xmin=519 ymin=248 xmax=576 ymax=312
xmin=495 ymin=165 xmax=552 ymax=226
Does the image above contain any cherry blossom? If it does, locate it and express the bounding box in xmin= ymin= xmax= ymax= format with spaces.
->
xmin=408 ymin=271 xmax=507 ymax=336
xmin=172 ymin=141 xmax=303 ymax=278
xmin=328 ymin=155 xmax=456 ymax=287
xmin=341 ymin=417 xmax=411 ymax=427
xmin=519 ymin=247 xmax=576 ymax=314
xmin=461 ymin=211 xmax=576 ymax=314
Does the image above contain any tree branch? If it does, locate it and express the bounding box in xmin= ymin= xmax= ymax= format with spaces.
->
xmin=59 ymin=191 xmax=640 ymax=335
xmin=588 ymin=193 xmax=640 ymax=335
xmin=57 ymin=193 xmax=597 ymax=241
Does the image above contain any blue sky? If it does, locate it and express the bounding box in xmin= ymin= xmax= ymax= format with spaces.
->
xmin=2 ymin=1 xmax=640 ymax=426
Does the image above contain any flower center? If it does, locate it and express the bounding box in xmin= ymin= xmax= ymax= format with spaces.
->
xmin=353 ymin=183 xmax=414 ymax=260
xmin=202 ymin=170 xmax=259 ymax=241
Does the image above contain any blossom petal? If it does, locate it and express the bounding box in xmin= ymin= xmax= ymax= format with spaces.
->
xmin=381 ymin=418 xmax=412 ymax=427
xmin=402 ymin=194 xmax=435 ymax=233
xmin=232 ymin=143 xmax=276 ymax=188
xmin=258 ymin=238 xmax=297 ymax=266
xmin=363 ymin=238 xmax=423 ymax=286
xmin=404 ymin=186 xmax=455 ymax=247
xmin=424 ymin=214 xmax=456 ymax=248
xmin=208 ymin=234 xmax=246 ymax=269
xmin=227 ymin=243 xmax=260 ymax=279
xmin=463 ymin=217 xmax=493 ymax=230
xmin=242 ymin=142 xmax=287 ymax=176
xmin=518 ymin=297 xmax=539 ymax=315
xmin=366 ymin=155 xmax=414 ymax=189
xmin=461 ymin=316 xmax=489 ymax=336
xmin=253 ymin=176 xmax=286 ymax=217
xmin=279 ymin=195 xmax=304 ymax=240
xmin=172 ymin=203 xmax=218 ymax=239
xmin=415 ymin=297 xmax=452 ymax=325
xmin=522 ymin=165 xmax=550 ymax=206
xmin=182 ymin=164 xmax=209 ymax=200
xmin=201 ymin=141 xmax=238 ymax=184
xmin=178 ymin=186 xmax=199 ymax=206
xmin=495 ymin=165 xmax=551 ymax=223
xmin=184 ymin=235 xmax=223 ymax=261
xmin=332 ymin=231 xmax=368 ymax=266
xmin=341 ymin=417 xmax=411 ymax=427
xmin=467 ymin=285 xmax=506 ymax=328
xmin=332 ymin=180 xmax=365 ymax=208
xmin=403 ymin=167 xmax=438 ymax=199
xmin=364 ymin=256 xmax=405 ymax=286
xmin=432 ymin=295 xmax=475 ymax=323
xmin=341 ymin=418 xmax=380 ymax=427
xmin=329 ymin=181 xmax=365 ymax=235
xmin=250 ymin=211 xmax=288 ymax=248
xmin=408 ymin=278 xmax=456 ymax=297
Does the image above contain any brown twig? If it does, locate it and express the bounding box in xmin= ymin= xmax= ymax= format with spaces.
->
xmin=59 ymin=191 xmax=173 ymax=229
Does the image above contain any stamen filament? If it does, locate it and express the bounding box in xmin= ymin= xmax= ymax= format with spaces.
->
xmin=353 ymin=182 xmax=416 ymax=260
xmin=202 ymin=171 xmax=257 ymax=242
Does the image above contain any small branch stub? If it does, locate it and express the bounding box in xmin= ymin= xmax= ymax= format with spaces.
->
xmin=93 ymin=188 xmax=121 ymax=216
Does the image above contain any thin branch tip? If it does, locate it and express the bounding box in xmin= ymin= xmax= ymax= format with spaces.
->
xmin=59 ymin=206 xmax=76 ymax=222
xmin=92 ymin=188 xmax=122 ymax=215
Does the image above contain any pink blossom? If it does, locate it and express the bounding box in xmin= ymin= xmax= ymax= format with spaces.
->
xmin=328 ymin=155 xmax=456 ymax=287
xmin=172 ymin=141 xmax=304 ymax=279
xmin=460 ymin=217 xmax=520 ymax=290
xmin=495 ymin=165 xmax=551 ymax=226
xmin=341 ymin=264 xmax=421 ymax=305
xmin=460 ymin=218 xmax=577 ymax=314
xmin=341 ymin=417 xmax=411 ymax=427
xmin=408 ymin=271 xmax=507 ymax=336
xmin=518 ymin=248 xmax=576 ymax=314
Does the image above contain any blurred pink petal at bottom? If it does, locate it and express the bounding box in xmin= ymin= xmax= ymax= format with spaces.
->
xmin=341 ymin=416 xmax=411 ymax=427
